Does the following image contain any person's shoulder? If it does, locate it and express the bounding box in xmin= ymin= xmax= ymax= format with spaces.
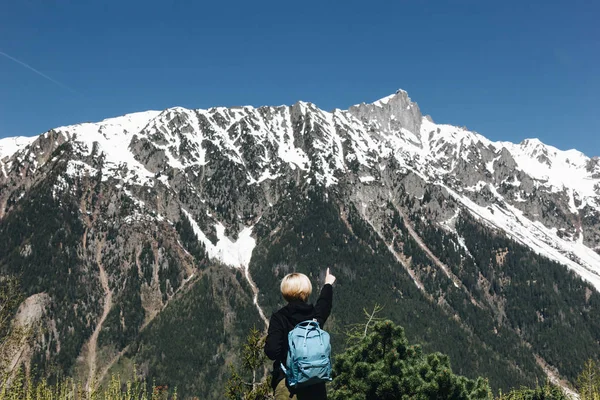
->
xmin=271 ymin=305 xmax=289 ymax=321
xmin=275 ymin=303 xmax=290 ymax=313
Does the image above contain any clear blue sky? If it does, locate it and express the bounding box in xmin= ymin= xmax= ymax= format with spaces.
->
xmin=1 ymin=0 xmax=598 ymax=156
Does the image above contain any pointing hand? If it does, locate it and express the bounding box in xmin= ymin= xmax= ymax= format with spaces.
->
xmin=325 ymin=268 xmax=336 ymax=285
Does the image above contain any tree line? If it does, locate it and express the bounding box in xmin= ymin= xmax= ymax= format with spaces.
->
xmin=227 ymin=307 xmax=600 ymax=400
xmin=3 ymin=279 xmax=600 ymax=399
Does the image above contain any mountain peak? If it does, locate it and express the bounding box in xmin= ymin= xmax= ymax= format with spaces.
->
xmin=370 ymin=89 xmax=409 ymax=106
xmin=347 ymin=89 xmax=423 ymax=137
xmin=519 ymin=138 xmax=545 ymax=148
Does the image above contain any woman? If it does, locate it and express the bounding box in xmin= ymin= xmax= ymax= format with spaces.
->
xmin=264 ymin=268 xmax=336 ymax=400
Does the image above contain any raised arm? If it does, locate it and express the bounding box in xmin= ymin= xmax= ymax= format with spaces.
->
xmin=314 ymin=268 xmax=335 ymax=326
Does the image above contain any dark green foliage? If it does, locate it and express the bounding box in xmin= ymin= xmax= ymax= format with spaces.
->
xmin=159 ymin=253 xmax=183 ymax=301
xmin=175 ymin=210 xmax=207 ymax=266
xmin=330 ymin=320 xmax=492 ymax=400
xmin=0 ymin=276 xmax=25 ymax=377
xmin=139 ymin=242 xmax=155 ymax=285
xmin=119 ymin=193 xmax=135 ymax=217
xmin=98 ymin=265 xmax=145 ymax=350
xmin=403 ymin=213 xmax=544 ymax=387
xmin=250 ymin=189 xmax=535 ymax=393
xmin=576 ymin=359 xmax=600 ymax=399
xmin=0 ymin=276 xmax=23 ymax=338
xmin=0 ymin=149 xmax=98 ymax=377
xmin=129 ymin=265 xmax=261 ymax=400
xmin=497 ymin=383 xmax=568 ymax=399
xmin=224 ymin=326 xmax=272 ymax=400
xmin=456 ymin=213 xmax=600 ymax=382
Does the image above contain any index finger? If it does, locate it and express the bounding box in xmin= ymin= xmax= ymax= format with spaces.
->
xmin=326 ymin=267 xmax=330 ymax=275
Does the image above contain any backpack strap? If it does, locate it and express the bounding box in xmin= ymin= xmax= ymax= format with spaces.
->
xmin=296 ymin=319 xmax=320 ymax=329
xmin=300 ymin=320 xmax=324 ymax=347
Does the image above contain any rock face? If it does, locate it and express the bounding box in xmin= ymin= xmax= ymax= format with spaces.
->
xmin=1 ymin=89 xmax=600 ymax=398
xmin=348 ymin=89 xmax=424 ymax=141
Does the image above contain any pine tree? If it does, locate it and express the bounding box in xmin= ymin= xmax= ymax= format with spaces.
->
xmin=0 ymin=277 xmax=25 ymax=385
xmin=0 ymin=277 xmax=23 ymax=336
xmin=329 ymin=320 xmax=492 ymax=400
xmin=495 ymin=381 xmax=568 ymax=399
xmin=224 ymin=326 xmax=273 ymax=400
xmin=577 ymin=359 xmax=600 ymax=400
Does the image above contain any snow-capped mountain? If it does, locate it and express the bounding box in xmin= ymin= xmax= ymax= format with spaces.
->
xmin=1 ymin=89 xmax=599 ymax=398
xmin=3 ymin=89 xmax=598 ymax=287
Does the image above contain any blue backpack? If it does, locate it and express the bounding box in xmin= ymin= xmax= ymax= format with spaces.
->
xmin=281 ymin=319 xmax=332 ymax=388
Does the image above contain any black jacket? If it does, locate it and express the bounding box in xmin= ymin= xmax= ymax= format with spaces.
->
xmin=264 ymin=284 xmax=333 ymax=390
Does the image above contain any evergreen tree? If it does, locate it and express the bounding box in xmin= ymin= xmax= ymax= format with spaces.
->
xmin=329 ymin=320 xmax=492 ymax=400
xmin=0 ymin=276 xmax=22 ymax=336
xmin=224 ymin=327 xmax=272 ymax=400
xmin=577 ymin=359 xmax=600 ymax=400
xmin=495 ymin=382 xmax=568 ymax=399
xmin=0 ymin=277 xmax=25 ymax=381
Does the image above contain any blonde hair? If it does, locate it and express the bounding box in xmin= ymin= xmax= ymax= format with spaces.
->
xmin=280 ymin=273 xmax=312 ymax=302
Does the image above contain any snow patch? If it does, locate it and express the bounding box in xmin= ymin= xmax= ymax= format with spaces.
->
xmin=66 ymin=160 xmax=98 ymax=178
xmin=359 ymin=176 xmax=376 ymax=183
xmin=485 ymin=157 xmax=499 ymax=174
xmin=0 ymin=136 xmax=36 ymax=160
xmin=54 ymin=111 xmax=160 ymax=185
xmin=441 ymin=183 xmax=600 ymax=291
xmin=249 ymin=170 xmax=282 ymax=185
xmin=182 ymin=209 xmax=256 ymax=269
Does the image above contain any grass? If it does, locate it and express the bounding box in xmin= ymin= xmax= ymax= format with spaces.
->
xmin=0 ymin=368 xmax=177 ymax=400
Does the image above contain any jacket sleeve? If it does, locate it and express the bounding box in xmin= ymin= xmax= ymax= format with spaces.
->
xmin=264 ymin=313 xmax=285 ymax=361
xmin=314 ymin=283 xmax=333 ymax=326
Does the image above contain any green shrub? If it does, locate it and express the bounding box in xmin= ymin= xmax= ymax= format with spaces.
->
xmin=329 ymin=320 xmax=492 ymax=400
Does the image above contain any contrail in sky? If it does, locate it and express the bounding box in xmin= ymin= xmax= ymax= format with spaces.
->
xmin=0 ymin=50 xmax=77 ymax=93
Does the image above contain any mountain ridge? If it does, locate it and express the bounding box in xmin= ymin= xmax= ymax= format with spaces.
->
xmin=1 ymin=89 xmax=600 ymax=398
xmin=2 ymin=89 xmax=598 ymax=286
